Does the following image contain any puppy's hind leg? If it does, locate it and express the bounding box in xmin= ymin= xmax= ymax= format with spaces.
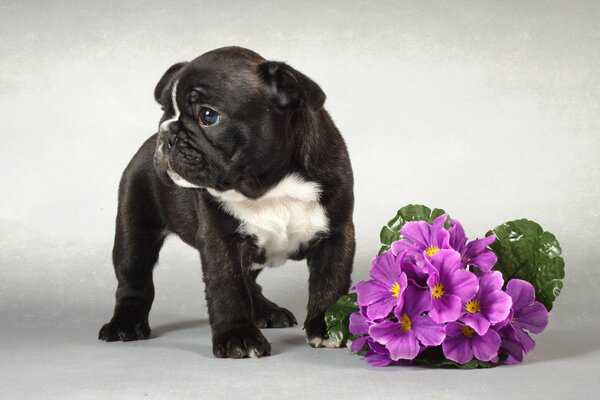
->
xmin=99 ymin=177 xmax=167 ymax=342
xmin=247 ymin=269 xmax=297 ymax=329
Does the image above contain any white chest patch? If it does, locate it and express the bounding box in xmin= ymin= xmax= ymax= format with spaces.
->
xmin=207 ymin=174 xmax=329 ymax=267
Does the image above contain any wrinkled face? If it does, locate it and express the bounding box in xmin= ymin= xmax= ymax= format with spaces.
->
xmin=153 ymin=47 xmax=326 ymax=198
xmin=154 ymin=50 xmax=280 ymax=196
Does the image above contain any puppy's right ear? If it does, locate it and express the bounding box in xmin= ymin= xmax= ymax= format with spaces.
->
xmin=154 ymin=62 xmax=188 ymax=105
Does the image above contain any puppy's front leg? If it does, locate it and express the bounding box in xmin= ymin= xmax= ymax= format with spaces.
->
xmin=305 ymin=225 xmax=355 ymax=348
xmin=197 ymin=232 xmax=270 ymax=358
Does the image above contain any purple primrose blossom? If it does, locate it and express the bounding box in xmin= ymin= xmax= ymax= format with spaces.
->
xmin=356 ymin=251 xmax=408 ymax=320
xmin=369 ymin=286 xmax=446 ymax=361
xmin=461 ymin=271 xmax=513 ymax=335
xmin=391 ymin=214 xmax=451 ymax=265
xmin=424 ymin=250 xmax=479 ymax=323
xmin=498 ymin=279 xmax=549 ymax=364
xmin=448 ymin=220 xmax=498 ymax=272
xmin=442 ymin=322 xmax=501 ymax=364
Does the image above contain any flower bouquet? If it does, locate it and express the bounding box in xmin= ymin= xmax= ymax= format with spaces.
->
xmin=324 ymin=205 xmax=564 ymax=368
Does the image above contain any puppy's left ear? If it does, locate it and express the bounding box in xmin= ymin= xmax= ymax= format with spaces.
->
xmin=154 ymin=62 xmax=188 ymax=105
xmin=259 ymin=61 xmax=326 ymax=111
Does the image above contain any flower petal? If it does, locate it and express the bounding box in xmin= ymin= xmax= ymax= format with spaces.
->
xmin=431 ymin=214 xmax=451 ymax=249
xmin=465 ymin=234 xmax=496 ymax=257
xmin=387 ymin=330 xmax=420 ymax=361
xmin=431 ymin=249 xmax=463 ymax=279
xmin=506 ymin=279 xmax=536 ymax=311
xmin=412 ymin=315 xmax=446 ymax=346
xmin=368 ymin=320 xmax=397 ymax=342
xmin=468 ymin=251 xmax=497 ymax=272
xmin=444 ymin=321 xmax=463 ymax=338
xmin=400 ymin=221 xmax=432 ymax=249
xmin=462 ymin=312 xmax=491 ymax=336
xmin=515 ymin=302 xmax=549 ymax=334
xmin=365 ymin=296 xmax=397 ymax=320
xmin=364 ymin=349 xmax=393 ymax=367
xmin=481 ymin=290 xmax=513 ymax=325
xmin=478 ymin=271 xmax=504 ymax=295
xmin=514 ymin=327 xmax=537 ymax=354
xmin=402 ymin=260 xmax=429 ymax=288
xmin=429 ymin=294 xmax=462 ymax=324
xmin=448 ymin=219 xmax=468 ymax=254
xmin=350 ymin=335 xmax=369 ymax=353
xmin=369 ymin=320 xmax=420 ymax=361
xmin=403 ymin=286 xmax=432 ymax=317
xmin=442 ymin=334 xmax=473 ymax=364
xmin=349 ymin=311 xmax=370 ymax=336
xmin=369 ymin=340 xmax=388 ymax=354
xmin=391 ymin=239 xmax=419 ymax=258
xmin=370 ymin=251 xmax=401 ymax=286
xmin=499 ymin=326 xmax=524 ymax=364
xmin=471 ymin=329 xmax=501 ymax=362
xmin=447 ymin=268 xmax=479 ymax=302
xmin=356 ymin=280 xmax=389 ymax=307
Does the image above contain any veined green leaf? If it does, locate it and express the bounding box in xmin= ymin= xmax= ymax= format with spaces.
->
xmin=324 ymin=293 xmax=359 ymax=346
xmin=488 ymin=219 xmax=564 ymax=310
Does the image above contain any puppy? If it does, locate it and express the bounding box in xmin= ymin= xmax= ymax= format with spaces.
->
xmin=99 ymin=47 xmax=355 ymax=358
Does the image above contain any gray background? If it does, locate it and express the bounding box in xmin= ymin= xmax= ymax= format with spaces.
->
xmin=1 ymin=0 xmax=599 ymax=399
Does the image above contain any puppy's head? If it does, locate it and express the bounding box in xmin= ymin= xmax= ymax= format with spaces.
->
xmin=153 ymin=46 xmax=326 ymax=198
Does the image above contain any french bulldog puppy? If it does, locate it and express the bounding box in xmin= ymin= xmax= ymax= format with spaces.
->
xmin=99 ymin=47 xmax=355 ymax=358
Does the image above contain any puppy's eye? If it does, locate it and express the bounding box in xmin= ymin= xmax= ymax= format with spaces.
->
xmin=199 ymin=107 xmax=220 ymax=127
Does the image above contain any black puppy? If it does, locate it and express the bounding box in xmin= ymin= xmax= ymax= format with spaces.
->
xmin=99 ymin=47 xmax=355 ymax=358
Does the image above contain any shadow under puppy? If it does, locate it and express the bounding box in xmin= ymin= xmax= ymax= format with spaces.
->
xmin=99 ymin=46 xmax=355 ymax=358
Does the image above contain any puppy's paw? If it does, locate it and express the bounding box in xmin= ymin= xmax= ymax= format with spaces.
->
xmin=303 ymin=315 xmax=343 ymax=348
xmin=254 ymin=305 xmax=297 ymax=329
xmin=212 ymin=327 xmax=271 ymax=359
xmin=307 ymin=336 xmax=343 ymax=348
xmin=98 ymin=318 xmax=151 ymax=342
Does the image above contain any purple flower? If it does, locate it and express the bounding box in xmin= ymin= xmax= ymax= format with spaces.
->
xmin=498 ymin=279 xmax=549 ymax=364
xmin=368 ymin=286 xmax=446 ymax=361
xmin=461 ymin=271 xmax=512 ymax=335
xmin=391 ymin=214 xmax=451 ymax=265
xmin=425 ymin=249 xmax=479 ymax=323
xmin=356 ymin=251 xmax=408 ymax=320
xmin=449 ymin=220 xmax=497 ymax=272
xmin=442 ymin=322 xmax=501 ymax=364
xmin=348 ymin=311 xmax=400 ymax=366
xmin=348 ymin=309 xmax=371 ymax=353
xmin=364 ymin=341 xmax=399 ymax=367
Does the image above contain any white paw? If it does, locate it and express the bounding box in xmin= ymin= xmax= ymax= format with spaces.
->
xmin=308 ymin=336 xmax=342 ymax=348
xmin=247 ymin=348 xmax=260 ymax=359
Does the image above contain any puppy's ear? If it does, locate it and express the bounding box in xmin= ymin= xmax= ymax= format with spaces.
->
xmin=154 ymin=62 xmax=188 ymax=105
xmin=259 ymin=61 xmax=326 ymax=111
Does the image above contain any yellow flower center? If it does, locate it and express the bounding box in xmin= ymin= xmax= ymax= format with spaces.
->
xmin=399 ymin=313 xmax=412 ymax=332
xmin=465 ymin=300 xmax=481 ymax=314
xmin=425 ymin=246 xmax=440 ymax=257
xmin=432 ymin=283 xmax=445 ymax=299
xmin=390 ymin=282 xmax=401 ymax=298
xmin=460 ymin=325 xmax=475 ymax=338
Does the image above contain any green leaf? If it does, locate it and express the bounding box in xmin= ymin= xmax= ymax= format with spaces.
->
xmin=379 ymin=204 xmax=449 ymax=254
xmin=488 ymin=219 xmax=565 ymax=311
xmin=324 ymin=293 xmax=359 ymax=346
